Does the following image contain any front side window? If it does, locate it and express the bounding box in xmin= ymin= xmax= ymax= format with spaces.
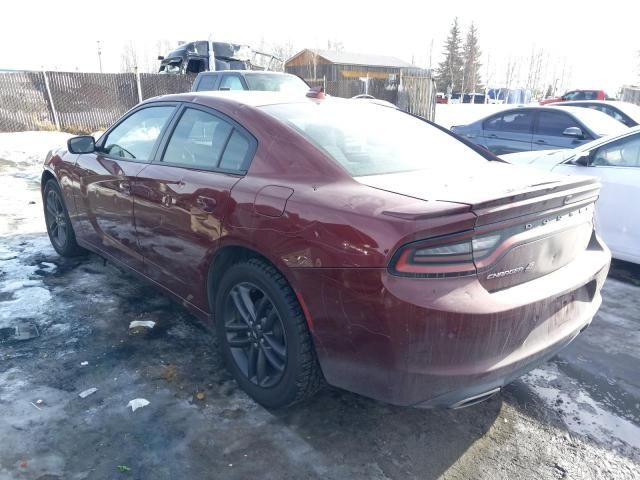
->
xmin=263 ymin=101 xmax=491 ymax=177
xmin=102 ymin=106 xmax=175 ymax=160
xmin=535 ymin=111 xmax=579 ymax=136
xmin=219 ymin=75 xmax=245 ymax=91
xmin=484 ymin=111 xmax=533 ymax=133
xmin=592 ymin=134 xmax=640 ymax=168
xmin=163 ymin=108 xmax=233 ymax=169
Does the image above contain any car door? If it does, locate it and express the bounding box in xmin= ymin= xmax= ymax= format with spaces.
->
xmin=74 ymin=104 xmax=176 ymax=269
xmin=133 ymin=104 xmax=256 ymax=309
xmin=532 ymin=110 xmax=591 ymax=150
xmin=552 ymin=133 xmax=640 ymax=263
xmin=481 ymin=110 xmax=534 ymax=154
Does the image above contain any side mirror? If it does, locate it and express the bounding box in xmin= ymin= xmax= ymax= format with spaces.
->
xmin=572 ymin=151 xmax=591 ymax=166
xmin=67 ymin=136 xmax=95 ymax=154
xmin=157 ymin=55 xmax=165 ymax=61
xmin=563 ymin=127 xmax=584 ymax=139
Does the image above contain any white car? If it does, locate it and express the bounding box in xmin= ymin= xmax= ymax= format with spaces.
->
xmin=502 ymin=127 xmax=640 ymax=264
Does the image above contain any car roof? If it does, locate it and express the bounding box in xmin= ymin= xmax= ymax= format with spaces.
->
xmin=148 ymin=90 xmax=331 ymax=109
xmin=196 ymin=70 xmax=296 ymax=76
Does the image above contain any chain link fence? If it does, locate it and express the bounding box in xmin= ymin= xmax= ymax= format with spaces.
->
xmin=0 ymin=71 xmax=196 ymax=133
xmin=304 ymin=73 xmax=436 ymax=120
xmin=621 ymin=86 xmax=640 ymax=106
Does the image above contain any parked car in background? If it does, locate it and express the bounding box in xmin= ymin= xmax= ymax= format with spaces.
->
xmin=551 ymin=100 xmax=640 ymax=127
xmin=42 ymin=92 xmax=609 ymax=409
xmin=451 ymin=106 xmax=627 ymax=155
xmin=502 ymin=127 xmax=640 ymax=264
xmin=192 ymin=70 xmax=309 ymax=95
xmin=540 ymin=89 xmax=613 ymax=105
xmin=436 ymin=92 xmax=448 ymax=104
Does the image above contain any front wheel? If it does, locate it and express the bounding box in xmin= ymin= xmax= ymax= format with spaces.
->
xmin=214 ymin=259 xmax=323 ymax=408
xmin=43 ymin=179 xmax=84 ymax=257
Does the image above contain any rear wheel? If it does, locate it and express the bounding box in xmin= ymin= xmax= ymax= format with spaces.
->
xmin=214 ymin=258 xmax=323 ymax=408
xmin=43 ymin=179 xmax=84 ymax=257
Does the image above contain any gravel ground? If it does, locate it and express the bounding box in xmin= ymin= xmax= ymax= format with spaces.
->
xmin=1 ymin=132 xmax=639 ymax=480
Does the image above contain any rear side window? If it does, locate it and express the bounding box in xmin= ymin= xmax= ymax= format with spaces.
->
xmin=103 ymin=106 xmax=175 ymax=161
xmin=219 ymin=131 xmax=252 ymax=170
xmin=196 ymin=75 xmax=218 ymax=91
xmin=535 ymin=111 xmax=579 ymax=136
xmin=161 ymin=107 xmax=255 ymax=172
xmin=163 ymin=108 xmax=232 ymax=168
xmin=484 ymin=111 xmax=533 ymax=132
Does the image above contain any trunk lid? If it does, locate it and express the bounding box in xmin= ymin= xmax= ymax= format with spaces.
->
xmin=358 ymin=162 xmax=600 ymax=290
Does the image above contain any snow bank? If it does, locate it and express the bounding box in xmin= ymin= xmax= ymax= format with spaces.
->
xmin=0 ymin=131 xmax=70 ymax=170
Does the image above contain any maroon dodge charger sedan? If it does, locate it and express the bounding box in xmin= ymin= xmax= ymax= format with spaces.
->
xmin=42 ymin=91 xmax=610 ymax=409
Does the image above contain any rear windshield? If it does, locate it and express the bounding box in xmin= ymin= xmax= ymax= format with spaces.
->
xmin=262 ymin=101 xmax=489 ymax=176
xmin=244 ymin=74 xmax=308 ymax=95
xmin=568 ymin=107 xmax=628 ymax=136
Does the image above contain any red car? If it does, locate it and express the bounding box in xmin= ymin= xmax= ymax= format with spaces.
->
xmin=540 ymin=89 xmax=610 ymax=105
xmin=42 ymin=92 xmax=610 ymax=409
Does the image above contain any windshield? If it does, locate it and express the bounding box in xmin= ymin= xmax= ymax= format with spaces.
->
xmin=244 ymin=74 xmax=308 ymax=95
xmin=569 ymin=107 xmax=628 ymax=136
xmin=262 ymin=101 xmax=490 ymax=176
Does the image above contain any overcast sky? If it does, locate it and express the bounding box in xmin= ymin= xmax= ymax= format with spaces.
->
xmin=1 ymin=0 xmax=638 ymax=93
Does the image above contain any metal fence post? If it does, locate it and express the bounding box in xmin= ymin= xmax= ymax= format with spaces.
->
xmin=42 ymin=71 xmax=60 ymax=131
xmin=135 ymin=68 xmax=143 ymax=103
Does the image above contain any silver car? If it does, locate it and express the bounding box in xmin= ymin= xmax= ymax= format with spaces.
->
xmin=451 ymin=106 xmax=627 ymax=155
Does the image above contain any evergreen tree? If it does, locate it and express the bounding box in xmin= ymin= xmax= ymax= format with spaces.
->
xmin=462 ymin=23 xmax=482 ymax=92
xmin=435 ymin=18 xmax=463 ymax=93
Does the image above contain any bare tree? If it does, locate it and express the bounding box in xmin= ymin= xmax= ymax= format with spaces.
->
xmin=120 ymin=41 xmax=139 ymax=73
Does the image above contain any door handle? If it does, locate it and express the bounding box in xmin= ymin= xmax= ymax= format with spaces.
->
xmin=488 ymin=134 xmax=498 ymax=138
xmin=535 ymin=139 xmax=546 ymax=144
xmin=196 ymin=196 xmax=217 ymax=213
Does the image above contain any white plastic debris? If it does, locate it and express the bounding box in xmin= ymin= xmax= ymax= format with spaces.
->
xmin=80 ymin=361 xmax=89 ymax=366
xmin=129 ymin=321 xmax=156 ymax=329
xmin=78 ymin=388 xmax=98 ymax=399
xmin=127 ymin=398 xmax=150 ymax=412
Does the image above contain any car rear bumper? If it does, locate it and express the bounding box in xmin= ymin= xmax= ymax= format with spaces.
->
xmin=291 ymin=234 xmax=610 ymax=407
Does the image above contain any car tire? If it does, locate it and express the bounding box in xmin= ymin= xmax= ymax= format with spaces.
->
xmin=214 ymin=258 xmax=323 ymax=408
xmin=43 ymin=179 xmax=85 ymax=257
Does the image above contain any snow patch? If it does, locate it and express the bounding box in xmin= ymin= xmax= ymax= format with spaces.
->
xmin=525 ymin=365 xmax=640 ymax=450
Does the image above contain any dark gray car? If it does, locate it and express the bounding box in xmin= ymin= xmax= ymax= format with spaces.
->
xmin=451 ymin=106 xmax=627 ymax=154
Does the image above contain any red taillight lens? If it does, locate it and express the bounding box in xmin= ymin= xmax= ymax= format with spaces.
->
xmin=391 ymin=238 xmax=476 ymax=278
xmin=390 ymin=233 xmax=502 ymax=278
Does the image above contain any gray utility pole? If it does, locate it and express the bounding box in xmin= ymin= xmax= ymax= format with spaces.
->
xmin=97 ymin=41 xmax=103 ymax=73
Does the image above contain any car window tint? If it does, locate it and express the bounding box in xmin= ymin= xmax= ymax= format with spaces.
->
xmin=219 ymin=75 xmax=245 ymax=91
xmin=484 ymin=111 xmax=533 ymax=132
xmin=197 ymin=75 xmax=218 ymax=91
xmin=103 ymin=106 xmax=174 ymax=160
xmin=535 ymin=111 xmax=579 ymax=136
xmin=163 ymin=108 xmax=232 ymax=168
xmin=263 ymin=102 xmax=490 ymax=177
xmin=592 ymin=134 xmax=640 ymax=168
xmin=219 ymin=131 xmax=252 ymax=171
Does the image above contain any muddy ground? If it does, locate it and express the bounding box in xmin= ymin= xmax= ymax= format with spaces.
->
xmin=1 ymin=132 xmax=639 ymax=480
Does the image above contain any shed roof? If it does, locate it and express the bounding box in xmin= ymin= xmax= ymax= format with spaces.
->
xmin=288 ymin=49 xmax=414 ymax=69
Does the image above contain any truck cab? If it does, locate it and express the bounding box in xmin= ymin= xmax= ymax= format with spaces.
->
xmin=158 ymin=41 xmax=281 ymax=74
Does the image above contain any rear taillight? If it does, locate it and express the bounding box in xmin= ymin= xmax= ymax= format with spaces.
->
xmin=390 ymin=233 xmax=502 ymax=278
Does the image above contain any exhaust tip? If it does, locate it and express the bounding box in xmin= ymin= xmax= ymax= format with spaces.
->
xmin=450 ymin=387 xmax=501 ymax=409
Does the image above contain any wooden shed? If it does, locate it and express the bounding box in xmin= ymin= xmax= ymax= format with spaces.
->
xmin=285 ymin=49 xmax=416 ymax=82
